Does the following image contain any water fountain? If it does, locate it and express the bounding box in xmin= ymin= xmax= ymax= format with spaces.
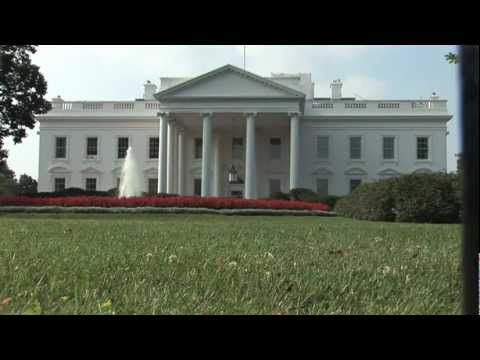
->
xmin=119 ymin=146 xmax=143 ymax=197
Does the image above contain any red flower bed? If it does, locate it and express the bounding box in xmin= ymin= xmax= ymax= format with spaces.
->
xmin=0 ymin=195 xmax=331 ymax=211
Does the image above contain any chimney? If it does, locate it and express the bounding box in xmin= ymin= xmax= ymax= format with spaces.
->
xmin=430 ymin=91 xmax=439 ymax=100
xmin=51 ymin=95 xmax=64 ymax=110
xmin=143 ymin=80 xmax=157 ymax=100
xmin=330 ymin=79 xmax=342 ymax=99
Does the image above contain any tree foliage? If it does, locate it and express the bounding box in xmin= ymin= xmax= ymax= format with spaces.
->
xmin=0 ymin=45 xmax=51 ymax=161
xmin=445 ymin=52 xmax=459 ymax=64
xmin=17 ymin=174 xmax=37 ymax=195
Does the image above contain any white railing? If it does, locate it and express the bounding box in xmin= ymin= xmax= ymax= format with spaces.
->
xmin=309 ymin=99 xmax=448 ymax=115
xmin=48 ymin=100 xmax=162 ymax=114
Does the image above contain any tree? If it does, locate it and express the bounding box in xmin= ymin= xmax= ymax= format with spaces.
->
xmin=0 ymin=158 xmax=17 ymax=195
xmin=445 ymin=52 xmax=459 ymax=64
xmin=17 ymin=174 xmax=37 ymax=195
xmin=0 ymin=45 xmax=51 ymax=162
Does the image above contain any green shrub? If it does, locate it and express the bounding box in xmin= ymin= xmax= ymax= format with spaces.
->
xmin=270 ymin=191 xmax=291 ymax=201
xmin=392 ymin=172 xmax=460 ymax=223
xmin=334 ymin=179 xmax=396 ymax=221
xmin=335 ymin=172 xmax=461 ymax=223
xmin=317 ymin=195 xmax=343 ymax=208
xmin=289 ymin=188 xmax=322 ymax=203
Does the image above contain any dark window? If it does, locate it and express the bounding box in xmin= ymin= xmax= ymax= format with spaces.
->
xmin=86 ymin=178 xmax=97 ymax=192
xmin=118 ymin=137 xmax=129 ymax=159
xmin=417 ymin=137 xmax=429 ymax=159
xmin=317 ymin=136 xmax=329 ymax=159
xmin=317 ymin=179 xmax=329 ymax=197
xmin=270 ymin=138 xmax=281 ymax=159
xmin=383 ymin=137 xmax=395 ymax=160
xmin=194 ymin=178 xmax=202 ymax=196
xmin=350 ymin=136 xmax=362 ymax=159
xmin=55 ymin=137 xmax=67 ymax=159
xmin=232 ymin=138 xmax=243 ymax=160
xmin=231 ymin=190 xmax=242 ymax=198
xmin=269 ymin=179 xmax=281 ymax=196
xmin=149 ymin=137 xmax=159 ymax=159
xmin=86 ymin=137 xmax=98 ymax=156
xmin=54 ymin=177 xmax=66 ymax=192
xmin=350 ymin=179 xmax=362 ymax=193
xmin=148 ymin=178 xmax=158 ymax=195
xmin=194 ymin=138 xmax=203 ymax=159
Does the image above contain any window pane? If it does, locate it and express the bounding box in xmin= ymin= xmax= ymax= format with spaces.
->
xmin=55 ymin=137 xmax=67 ymax=158
xmin=54 ymin=178 xmax=66 ymax=192
xmin=87 ymin=137 xmax=98 ymax=156
xmin=232 ymin=138 xmax=243 ymax=160
xmin=194 ymin=138 xmax=203 ymax=159
xmin=316 ymin=179 xmax=329 ymax=197
xmin=270 ymin=138 xmax=281 ymax=159
xmin=350 ymin=179 xmax=362 ymax=193
xmin=350 ymin=137 xmax=361 ymax=159
xmin=118 ymin=137 xmax=129 ymax=159
xmin=149 ymin=137 xmax=159 ymax=159
xmin=86 ymin=178 xmax=97 ymax=192
xmin=317 ymin=136 xmax=329 ymax=159
xmin=383 ymin=137 xmax=395 ymax=159
xmin=148 ymin=178 xmax=158 ymax=195
xmin=269 ymin=179 xmax=281 ymax=196
xmin=194 ymin=178 xmax=202 ymax=195
xmin=417 ymin=137 xmax=429 ymax=159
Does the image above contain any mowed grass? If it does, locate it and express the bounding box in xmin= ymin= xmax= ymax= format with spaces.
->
xmin=0 ymin=214 xmax=461 ymax=314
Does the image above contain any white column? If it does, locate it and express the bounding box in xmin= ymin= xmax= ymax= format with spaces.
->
xmin=177 ymin=127 xmax=185 ymax=195
xmin=166 ymin=119 xmax=176 ymax=194
xmin=245 ymin=112 xmax=257 ymax=199
xmin=289 ymin=112 xmax=300 ymax=190
xmin=213 ymin=131 xmax=221 ymax=197
xmin=158 ymin=112 xmax=169 ymax=193
xmin=201 ymin=112 xmax=213 ymax=197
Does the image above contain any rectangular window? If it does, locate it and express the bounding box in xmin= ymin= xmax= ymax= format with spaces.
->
xmin=417 ymin=137 xmax=429 ymax=160
xmin=350 ymin=179 xmax=362 ymax=193
xmin=316 ymin=179 xmax=329 ymax=197
xmin=317 ymin=136 xmax=329 ymax=159
xmin=194 ymin=138 xmax=203 ymax=159
xmin=350 ymin=136 xmax=362 ymax=159
xmin=232 ymin=138 xmax=244 ymax=160
xmin=86 ymin=137 xmax=98 ymax=157
xmin=383 ymin=136 xmax=395 ymax=160
xmin=269 ymin=179 xmax=281 ymax=196
xmin=148 ymin=178 xmax=158 ymax=195
xmin=54 ymin=177 xmax=66 ymax=192
xmin=270 ymin=138 xmax=281 ymax=160
xmin=85 ymin=178 xmax=97 ymax=192
xmin=194 ymin=178 xmax=202 ymax=196
xmin=118 ymin=137 xmax=129 ymax=159
xmin=55 ymin=137 xmax=67 ymax=159
xmin=149 ymin=137 xmax=159 ymax=159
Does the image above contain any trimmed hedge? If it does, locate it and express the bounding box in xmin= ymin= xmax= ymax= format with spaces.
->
xmin=334 ymin=172 xmax=461 ymax=223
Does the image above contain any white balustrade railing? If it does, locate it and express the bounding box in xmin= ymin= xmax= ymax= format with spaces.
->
xmin=49 ymin=100 xmax=163 ymax=114
xmin=310 ymin=99 xmax=448 ymax=114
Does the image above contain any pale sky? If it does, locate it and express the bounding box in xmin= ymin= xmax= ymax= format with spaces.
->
xmin=4 ymin=45 xmax=461 ymax=179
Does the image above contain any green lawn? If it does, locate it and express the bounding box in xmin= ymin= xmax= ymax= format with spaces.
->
xmin=0 ymin=214 xmax=462 ymax=314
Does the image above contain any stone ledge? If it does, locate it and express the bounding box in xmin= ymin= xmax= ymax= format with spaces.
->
xmin=0 ymin=206 xmax=336 ymax=216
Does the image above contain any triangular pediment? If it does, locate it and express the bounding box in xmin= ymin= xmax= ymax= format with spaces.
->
xmin=80 ymin=166 xmax=102 ymax=174
xmin=155 ymin=64 xmax=305 ymax=100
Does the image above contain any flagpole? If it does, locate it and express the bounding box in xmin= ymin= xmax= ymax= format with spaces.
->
xmin=244 ymin=45 xmax=246 ymax=71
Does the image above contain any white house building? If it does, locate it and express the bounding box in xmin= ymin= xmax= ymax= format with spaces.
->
xmin=36 ymin=64 xmax=452 ymax=198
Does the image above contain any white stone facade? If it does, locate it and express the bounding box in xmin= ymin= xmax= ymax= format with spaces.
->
xmin=36 ymin=64 xmax=452 ymax=197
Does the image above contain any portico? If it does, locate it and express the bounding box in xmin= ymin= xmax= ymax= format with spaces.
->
xmin=154 ymin=64 xmax=305 ymax=199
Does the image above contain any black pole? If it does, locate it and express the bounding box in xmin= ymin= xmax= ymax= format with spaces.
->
xmin=460 ymin=45 xmax=479 ymax=315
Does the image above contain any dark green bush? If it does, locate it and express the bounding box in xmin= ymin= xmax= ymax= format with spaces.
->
xmin=318 ymin=195 xmax=343 ymax=208
xmin=392 ymin=172 xmax=460 ymax=223
xmin=270 ymin=191 xmax=291 ymax=200
xmin=289 ymin=188 xmax=322 ymax=203
xmin=334 ymin=172 xmax=461 ymax=223
xmin=334 ymin=179 xmax=396 ymax=221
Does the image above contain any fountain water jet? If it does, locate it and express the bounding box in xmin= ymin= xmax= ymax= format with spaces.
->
xmin=119 ymin=146 xmax=142 ymax=197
